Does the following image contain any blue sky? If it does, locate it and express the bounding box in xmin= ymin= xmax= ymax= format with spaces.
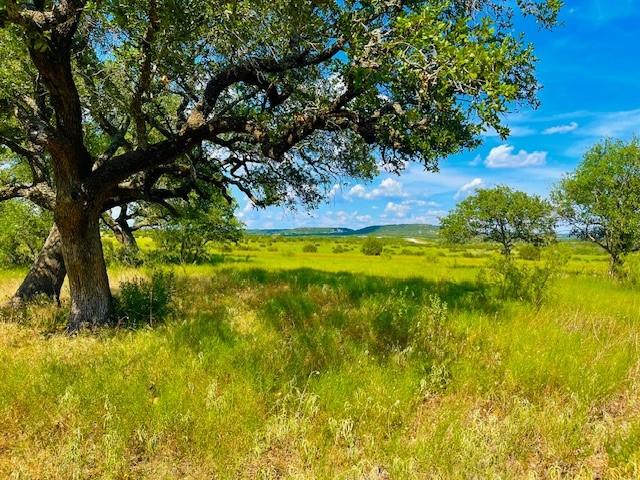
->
xmin=239 ymin=1 xmax=640 ymax=229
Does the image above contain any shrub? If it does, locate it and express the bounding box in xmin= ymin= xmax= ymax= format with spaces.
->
xmin=477 ymin=247 xmax=568 ymax=309
xmin=412 ymin=295 xmax=454 ymax=392
xmin=114 ymin=270 xmax=176 ymax=328
xmin=362 ymin=237 xmax=383 ymax=256
xmin=114 ymin=245 xmax=144 ymax=266
xmin=332 ymin=245 xmax=349 ymax=254
xmin=302 ymin=243 xmax=318 ymax=253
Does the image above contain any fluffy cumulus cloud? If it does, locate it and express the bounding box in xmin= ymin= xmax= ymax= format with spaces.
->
xmin=543 ymin=122 xmax=579 ymax=135
xmin=347 ymin=184 xmax=367 ymax=198
xmin=484 ymin=145 xmax=547 ymax=168
xmin=455 ymin=178 xmax=483 ymax=199
xmin=347 ymin=178 xmax=406 ymax=200
xmin=383 ymin=202 xmax=411 ymax=218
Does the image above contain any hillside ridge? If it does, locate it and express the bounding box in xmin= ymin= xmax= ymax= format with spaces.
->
xmin=248 ymin=223 xmax=439 ymax=238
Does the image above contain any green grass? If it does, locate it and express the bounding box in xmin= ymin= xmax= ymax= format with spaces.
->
xmin=1 ymin=237 xmax=640 ymax=478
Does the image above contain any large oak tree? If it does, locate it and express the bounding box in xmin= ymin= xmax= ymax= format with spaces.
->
xmin=0 ymin=0 xmax=560 ymax=330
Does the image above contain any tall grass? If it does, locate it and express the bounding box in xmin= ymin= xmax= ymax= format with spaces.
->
xmin=0 ymin=238 xmax=639 ymax=478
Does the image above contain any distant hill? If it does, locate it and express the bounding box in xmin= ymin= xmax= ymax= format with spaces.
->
xmin=248 ymin=224 xmax=439 ymax=238
xmin=354 ymin=224 xmax=439 ymax=237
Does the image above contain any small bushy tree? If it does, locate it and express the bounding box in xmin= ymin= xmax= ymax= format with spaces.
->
xmin=302 ymin=243 xmax=318 ymax=253
xmin=440 ymin=186 xmax=556 ymax=256
xmin=158 ymin=194 xmax=243 ymax=264
xmin=553 ymin=138 xmax=640 ymax=275
xmin=362 ymin=237 xmax=384 ymax=256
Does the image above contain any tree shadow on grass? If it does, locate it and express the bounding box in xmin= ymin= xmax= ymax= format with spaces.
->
xmin=167 ymin=267 xmax=497 ymax=385
xmin=222 ymin=267 xmax=491 ymax=313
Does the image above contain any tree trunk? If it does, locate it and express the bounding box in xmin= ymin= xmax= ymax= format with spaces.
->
xmin=116 ymin=219 xmax=138 ymax=250
xmin=609 ymin=254 xmax=624 ymax=277
xmin=57 ymin=209 xmax=113 ymax=331
xmin=12 ymin=224 xmax=66 ymax=305
xmin=103 ymin=210 xmax=138 ymax=250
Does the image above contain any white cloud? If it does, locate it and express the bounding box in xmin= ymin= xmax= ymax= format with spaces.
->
xmin=391 ymin=211 xmax=448 ymax=225
xmin=327 ymin=183 xmax=341 ymax=199
xmin=384 ymin=202 xmax=411 ymax=218
xmin=236 ymin=201 xmax=254 ymax=219
xmin=402 ymin=199 xmax=440 ymax=207
xmin=543 ymin=122 xmax=579 ymax=135
xmin=347 ymin=178 xmax=406 ymax=200
xmin=347 ymin=184 xmax=367 ymax=198
xmin=484 ymin=145 xmax=547 ymax=168
xmin=455 ymin=178 xmax=483 ymax=199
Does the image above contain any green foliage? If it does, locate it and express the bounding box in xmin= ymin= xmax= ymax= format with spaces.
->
xmin=157 ymin=193 xmax=243 ymax=264
xmin=0 ymin=200 xmax=51 ymax=266
xmin=0 ymin=0 xmax=561 ymax=211
xmin=361 ymin=237 xmax=384 ymax=256
xmin=114 ymin=271 xmax=176 ymax=328
xmin=301 ymin=243 xmax=318 ymax=253
xmin=441 ymin=186 xmax=556 ymax=255
xmin=553 ymin=137 xmax=640 ymax=274
xmin=103 ymin=240 xmax=144 ymax=267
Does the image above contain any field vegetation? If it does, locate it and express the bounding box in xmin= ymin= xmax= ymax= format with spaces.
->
xmin=2 ymin=234 xmax=640 ymax=478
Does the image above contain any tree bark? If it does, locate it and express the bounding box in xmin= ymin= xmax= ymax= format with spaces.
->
xmin=12 ymin=224 xmax=66 ymax=305
xmin=609 ymin=254 xmax=624 ymax=277
xmin=103 ymin=207 xmax=139 ymax=250
xmin=116 ymin=220 xmax=138 ymax=249
xmin=112 ymin=216 xmax=138 ymax=250
xmin=57 ymin=209 xmax=113 ymax=331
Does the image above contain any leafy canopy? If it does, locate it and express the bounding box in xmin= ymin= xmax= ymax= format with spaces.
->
xmin=553 ymin=137 xmax=640 ymax=270
xmin=0 ymin=0 xmax=561 ymax=213
xmin=440 ymin=185 xmax=556 ymax=255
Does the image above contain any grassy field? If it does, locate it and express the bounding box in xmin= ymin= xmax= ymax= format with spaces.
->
xmin=1 ymin=236 xmax=640 ymax=478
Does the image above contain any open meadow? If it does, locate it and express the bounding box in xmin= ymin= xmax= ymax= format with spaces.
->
xmin=1 ymin=0 xmax=638 ymax=477
xmin=2 ymin=236 xmax=640 ymax=478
